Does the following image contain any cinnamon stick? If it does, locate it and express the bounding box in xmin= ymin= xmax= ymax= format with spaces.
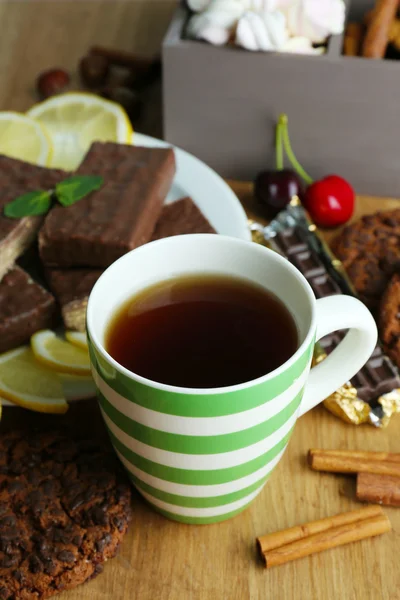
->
xmin=261 ymin=513 xmax=391 ymax=568
xmin=362 ymin=0 xmax=399 ymax=58
xmin=357 ymin=472 xmax=400 ymax=507
xmin=308 ymin=449 xmax=400 ymax=477
xmin=363 ymin=9 xmax=375 ymax=27
xmin=310 ymin=449 xmax=400 ymax=462
xmin=257 ymin=505 xmax=382 ymax=555
xmin=89 ymin=46 xmax=161 ymax=90
xmin=343 ymin=22 xmax=364 ymax=56
xmin=90 ymin=46 xmax=157 ymax=72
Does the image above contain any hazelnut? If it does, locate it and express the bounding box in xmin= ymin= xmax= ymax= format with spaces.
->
xmin=79 ymin=55 xmax=110 ymax=88
xmin=36 ymin=68 xmax=70 ymax=99
xmin=100 ymin=86 xmax=142 ymax=123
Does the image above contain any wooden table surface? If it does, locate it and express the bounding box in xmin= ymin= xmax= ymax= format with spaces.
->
xmin=0 ymin=2 xmax=399 ymax=600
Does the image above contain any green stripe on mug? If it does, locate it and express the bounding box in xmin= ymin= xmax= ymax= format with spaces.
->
xmin=130 ymin=471 xmax=272 ymax=508
xmin=97 ymin=388 xmax=303 ymax=454
xmin=89 ymin=339 xmax=312 ymax=417
xmin=138 ymin=486 xmax=264 ymax=521
xmin=108 ymin=429 xmax=292 ymax=485
xmin=148 ymin=501 xmax=256 ymax=525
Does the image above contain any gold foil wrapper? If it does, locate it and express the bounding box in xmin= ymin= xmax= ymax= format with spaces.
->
xmin=317 ymin=343 xmax=400 ymax=427
xmin=377 ymin=393 xmax=400 ymax=425
xmin=249 ymin=205 xmax=400 ymax=428
xmin=312 ymin=342 xmax=369 ymax=425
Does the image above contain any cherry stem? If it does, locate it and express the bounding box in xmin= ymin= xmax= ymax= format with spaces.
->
xmin=275 ymin=121 xmax=283 ymax=171
xmin=279 ymin=114 xmax=313 ymax=185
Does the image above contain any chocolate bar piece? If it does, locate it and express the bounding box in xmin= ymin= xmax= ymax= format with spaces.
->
xmin=319 ymin=332 xmax=400 ymax=404
xmin=151 ymin=196 xmax=215 ymax=240
xmin=0 ymin=267 xmax=57 ymax=353
xmin=271 ymin=227 xmax=343 ymax=299
xmin=263 ymin=208 xmax=400 ymax=411
xmin=0 ymin=155 xmax=65 ymax=281
xmin=45 ymin=268 xmax=102 ymax=332
xmin=39 ymin=142 xmax=176 ymax=268
xmin=46 ymin=197 xmax=216 ymax=331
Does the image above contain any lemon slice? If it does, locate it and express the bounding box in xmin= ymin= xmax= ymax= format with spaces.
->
xmin=31 ymin=330 xmax=91 ymax=376
xmin=65 ymin=331 xmax=88 ymax=351
xmin=27 ymin=92 xmax=133 ymax=170
xmin=0 ymin=111 xmax=52 ymax=166
xmin=0 ymin=347 xmax=67 ymax=413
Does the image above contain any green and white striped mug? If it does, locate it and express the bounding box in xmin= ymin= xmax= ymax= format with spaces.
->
xmin=87 ymin=234 xmax=377 ymax=524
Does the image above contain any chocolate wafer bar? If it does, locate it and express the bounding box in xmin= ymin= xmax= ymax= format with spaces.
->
xmin=0 ymin=155 xmax=65 ymax=281
xmin=39 ymin=142 xmax=176 ymax=268
xmin=45 ymin=268 xmax=102 ymax=332
xmin=251 ymin=202 xmax=400 ymax=427
xmin=151 ymin=196 xmax=215 ymax=240
xmin=46 ymin=197 xmax=216 ymax=331
xmin=0 ymin=267 xmax=57 ymax=353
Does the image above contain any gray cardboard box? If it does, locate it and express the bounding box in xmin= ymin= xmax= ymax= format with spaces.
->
xmin=163 ymin=0 xmax=400 ymax=197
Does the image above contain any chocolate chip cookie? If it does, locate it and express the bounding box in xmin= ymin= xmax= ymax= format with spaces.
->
xmin=380 ymin=272 xmax=400 ymax=369
xmin=0 ymin=431 xmax=131 ymax=599
xmin=332 ymin=209 xmax=400 ymax=313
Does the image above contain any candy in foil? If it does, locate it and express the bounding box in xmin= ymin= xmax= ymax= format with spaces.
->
xmin=324 ymin=386 xmax=371 ymax=426
xmin=248 ymin=201 xmax=400 ymax=427
xmin=313 ymin=342 xmax=370 ymax=425
xmin=369 ymin=391 xmax=400 ymax=428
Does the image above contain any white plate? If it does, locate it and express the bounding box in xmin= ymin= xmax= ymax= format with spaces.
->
xmin=2 ymin=135 xmax=250 ymax=407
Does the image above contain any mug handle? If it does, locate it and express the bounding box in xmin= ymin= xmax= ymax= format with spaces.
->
xmin=299 ymin=295 xmax=378 ymax=417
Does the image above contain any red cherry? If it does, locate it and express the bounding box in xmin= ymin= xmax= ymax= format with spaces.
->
xmin=303 ymin=175 xmax=355 ymax=228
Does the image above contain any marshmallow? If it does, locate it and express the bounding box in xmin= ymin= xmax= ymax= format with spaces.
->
xmin=187 ymin=0 xmax=212 ymax=11
xmin=280 ymin=35 xmax=326 ymax=54
xmin=186 ymin=0 xmax=247 ymax=45
xmin=249 ymin=0 xmax=294 ymax=10
xmin=186 ymin=16 xmax=230 ymax=45
xmin=236 ymin=10 xmax=288 ymax=51
xmin=286 ymin=0 xmax=345 ymax=44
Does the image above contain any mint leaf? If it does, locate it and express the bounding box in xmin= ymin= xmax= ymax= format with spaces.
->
xmin=4 ymin=190 xmax=52 ymax=218
xmin=4 ymin=174 xmax=104 ymax=218
xmin=55 ymin=175 xmax=103 ymax=207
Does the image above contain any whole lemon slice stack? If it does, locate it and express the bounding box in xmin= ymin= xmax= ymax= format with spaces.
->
xmin=0 ymin=112 xmax=52 ymax=166
xmin=27 ymin=92 xmax=133 ymax=170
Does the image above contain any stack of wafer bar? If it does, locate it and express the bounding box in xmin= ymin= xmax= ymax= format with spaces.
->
xmin=45 ymin=197 xmax=216 ymax=331
xmin=0 ymin=142 xmax=216 ymax=350
xmin=0 ymin=156 xmax=65 ymax=350
xmin=252 ymin=203 xmax=400 ymax=427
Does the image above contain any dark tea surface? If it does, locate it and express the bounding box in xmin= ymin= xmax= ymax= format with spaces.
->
xmin=105 ymin=275 xmax=298 ymax=388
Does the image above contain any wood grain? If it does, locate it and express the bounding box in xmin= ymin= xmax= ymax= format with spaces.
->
xmin=0 ymin=2 xmax=399 ymax=599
